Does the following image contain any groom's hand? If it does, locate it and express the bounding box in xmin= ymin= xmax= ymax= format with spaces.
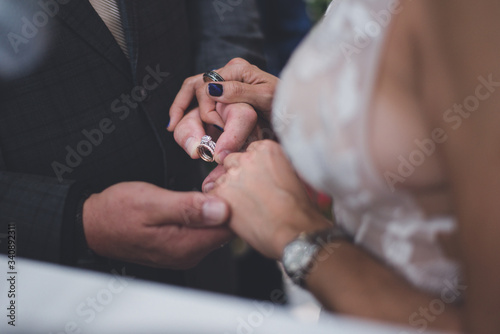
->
xmin=82 ymin=182 xmax=232 ymax=269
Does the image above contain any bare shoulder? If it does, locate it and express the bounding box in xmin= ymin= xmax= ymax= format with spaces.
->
xmin=414 ymin=0 xmax=500 ymax=118
xmin=411 ymin=1 xmax=500 ymax=331
xmin=374 ymin=2 xmax=500 ymax=331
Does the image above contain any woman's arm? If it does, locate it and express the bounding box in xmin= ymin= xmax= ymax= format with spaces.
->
xmin=210 ymin=140 xmax=463 ymax=332
xmin=309 ymin=1 xmax=500 ymax=331
xmin=203 ymin=1 xmax=500 ymax=331
xmin=306 ymin=241 xmax=462 ymax=331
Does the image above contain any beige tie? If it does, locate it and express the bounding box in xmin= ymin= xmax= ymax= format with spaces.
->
xmin=88 ymin=0 xmax=129 ymax=58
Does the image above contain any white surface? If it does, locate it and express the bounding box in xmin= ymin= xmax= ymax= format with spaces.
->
xmin=0 ymin=257 xmax=416 ymax=334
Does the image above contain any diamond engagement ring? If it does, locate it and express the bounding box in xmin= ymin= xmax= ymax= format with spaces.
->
xmin=203 ymin=70 xmax=225 ymax=83
xmin=197 ymin=135 xmax=217 ymax=162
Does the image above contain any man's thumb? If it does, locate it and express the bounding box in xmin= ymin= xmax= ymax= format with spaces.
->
xmin=170 ymin=192 xmax=230 ymax=227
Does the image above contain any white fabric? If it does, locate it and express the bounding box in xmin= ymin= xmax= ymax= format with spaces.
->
xmin=0 ymin=258 xmax=420 ymax=333
xmin=273 ymin=0 xmax=461 ymax=294
xmin=89 ymin=0 xmax=129 ymax=58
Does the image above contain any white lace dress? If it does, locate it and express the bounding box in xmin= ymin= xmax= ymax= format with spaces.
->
xmin=272 ymin=0 xmax=461 ymax=294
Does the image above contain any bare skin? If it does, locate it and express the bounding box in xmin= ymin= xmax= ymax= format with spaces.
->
xmin=169 ymin=1 xmax=500 ymax=332
xmin=83 ymin=182 xmax=232 ymax=270
xmin=168 ymin=59 xmax=278 ymax=164
xmin=205 ymin=140 xmax=463 ymax=332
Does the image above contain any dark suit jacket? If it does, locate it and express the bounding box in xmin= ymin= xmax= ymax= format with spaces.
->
xmin=0 ymin=0 xmax=264 ymax=293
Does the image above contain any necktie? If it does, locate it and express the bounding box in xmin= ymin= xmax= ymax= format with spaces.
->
xmin=88 ymin=0 xmax=129 ymax=58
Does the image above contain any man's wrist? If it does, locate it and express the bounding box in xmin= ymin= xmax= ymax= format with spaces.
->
xmin=75 ymin=191 xmax=97 ymax=265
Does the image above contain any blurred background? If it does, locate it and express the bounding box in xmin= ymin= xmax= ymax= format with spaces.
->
xmin=257 ymin=0 xmax=333 ymax=76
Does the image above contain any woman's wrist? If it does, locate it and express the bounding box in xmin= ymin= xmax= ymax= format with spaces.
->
xmin=281 ymin=224 xmax=353 ymax=287
xmin=274 ymin=209 xmax=333 ymax=260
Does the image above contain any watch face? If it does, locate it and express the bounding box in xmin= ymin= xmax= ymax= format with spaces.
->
xmin=283 ymin=239 xmax=316 ymax=272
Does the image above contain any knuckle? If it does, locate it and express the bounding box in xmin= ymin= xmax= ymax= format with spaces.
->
xmin=215 ymin=174 xmax=228 ymax=187
xmin=251 ymin=139 xmax=274 ymax=152
xmin=223 ymin=102 xmax=237 ymax=113
xmin=242 ymin=67 xmax=253 ymax=81
xmin=227 ymin=167 xmax=240 ymax=177
xmin=250 ymin=64 xmax=260 ymax=72
xmin=191 ymin=193 xmax=206 ymax=211
xmin=181 ymin=205 xmax=200 ymax=226
xmin=251 ymin=140 xmax=265 ymax=149
xmin=241 ymin=152 xmax=254 ymax=164
xmin=242 ymin=64 xmax=260 ymax=81
xmin=173 ymin=127 xmax=184 ymax=144
xmin=262 ymin=139 xmax=276 ymax=147
xmin=116 ymin=186 xmax=144 ymax=210
xmin=259 ymin=87 xmax=275 ymax=102
xmin=183 ymin=193 xmax=207 ymax=224
xmin=184 ymin=75 xmax=202 ymax=86
xmin=183 ymin=77 xmax=194 ymax=86
xmin=243 ymin=106 xmax=258 ymax=123
xmin=263 ymin=139 xmax=279 ymax=152
xmin=229 ymin=82 xmax=245 ymax=98
xmin=228 ymin=57 xmax=247 ymax=66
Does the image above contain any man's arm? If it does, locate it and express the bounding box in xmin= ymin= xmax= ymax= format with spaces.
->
xmin=0 ymin=168 xmax=234 ymax=269
xmin=187 ymin=0 xmax=266 ymax=73
xmin=0 ymin=171 xmax=84 ymax=265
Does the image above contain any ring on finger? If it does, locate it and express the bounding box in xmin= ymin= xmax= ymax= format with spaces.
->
xmin=203 ymin=70 xmax=225 ymax=83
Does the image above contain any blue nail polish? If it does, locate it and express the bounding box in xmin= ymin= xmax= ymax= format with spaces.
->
xmin=166 ymin=120 xmax=171 ymax=129
xmin=213 ymin=125 xmax=224 ymax=132
xmin=208 ymin=83 xmax=223 ymax=97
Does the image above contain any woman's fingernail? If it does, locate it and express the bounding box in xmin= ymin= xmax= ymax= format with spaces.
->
xmin=202 ymin=200 xmax=228 ymax=225
xmin=215 ymin=150 xmax=231 ymax=165
xmin=208 ymin=83 xmax=223 ymax=97
xmin=213 ymin=124 xmax=224 ymax=132
xmin=166 ymin=120 xmax=171 ymax=130
xmin=203 ymin=182 xmax=215 ymax=193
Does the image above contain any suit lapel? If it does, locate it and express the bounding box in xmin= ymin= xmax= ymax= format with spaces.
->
xmin=56 ymin=0 xmax=133 ymax=80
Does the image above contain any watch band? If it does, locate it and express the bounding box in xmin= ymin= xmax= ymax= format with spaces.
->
xmin=282 ymin=225 xmax=352 ymax=287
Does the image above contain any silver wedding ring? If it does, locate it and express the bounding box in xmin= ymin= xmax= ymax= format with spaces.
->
xmin=203 ymin=70 xmax=225 ymax=83
xmin=197 ymin=135 xmax=217 ymax=162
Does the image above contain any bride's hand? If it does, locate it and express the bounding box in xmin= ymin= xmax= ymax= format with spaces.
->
xmin=169 ymin=58 xmax=278 ymax=128
xmin=167 ymin=58 xmax=279 ymax=163
xmin=204 ymin=140 xmax=331 ymax=260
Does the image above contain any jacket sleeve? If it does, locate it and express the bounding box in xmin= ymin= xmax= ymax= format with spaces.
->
xmin=188 ymin=0 xmax=266 ymax=74
xmin=0 ymin=169 xmax=84 ymax=265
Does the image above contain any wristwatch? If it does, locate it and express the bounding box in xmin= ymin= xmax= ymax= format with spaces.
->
xmin=281 ymin=226 xmax=352 ymax=287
